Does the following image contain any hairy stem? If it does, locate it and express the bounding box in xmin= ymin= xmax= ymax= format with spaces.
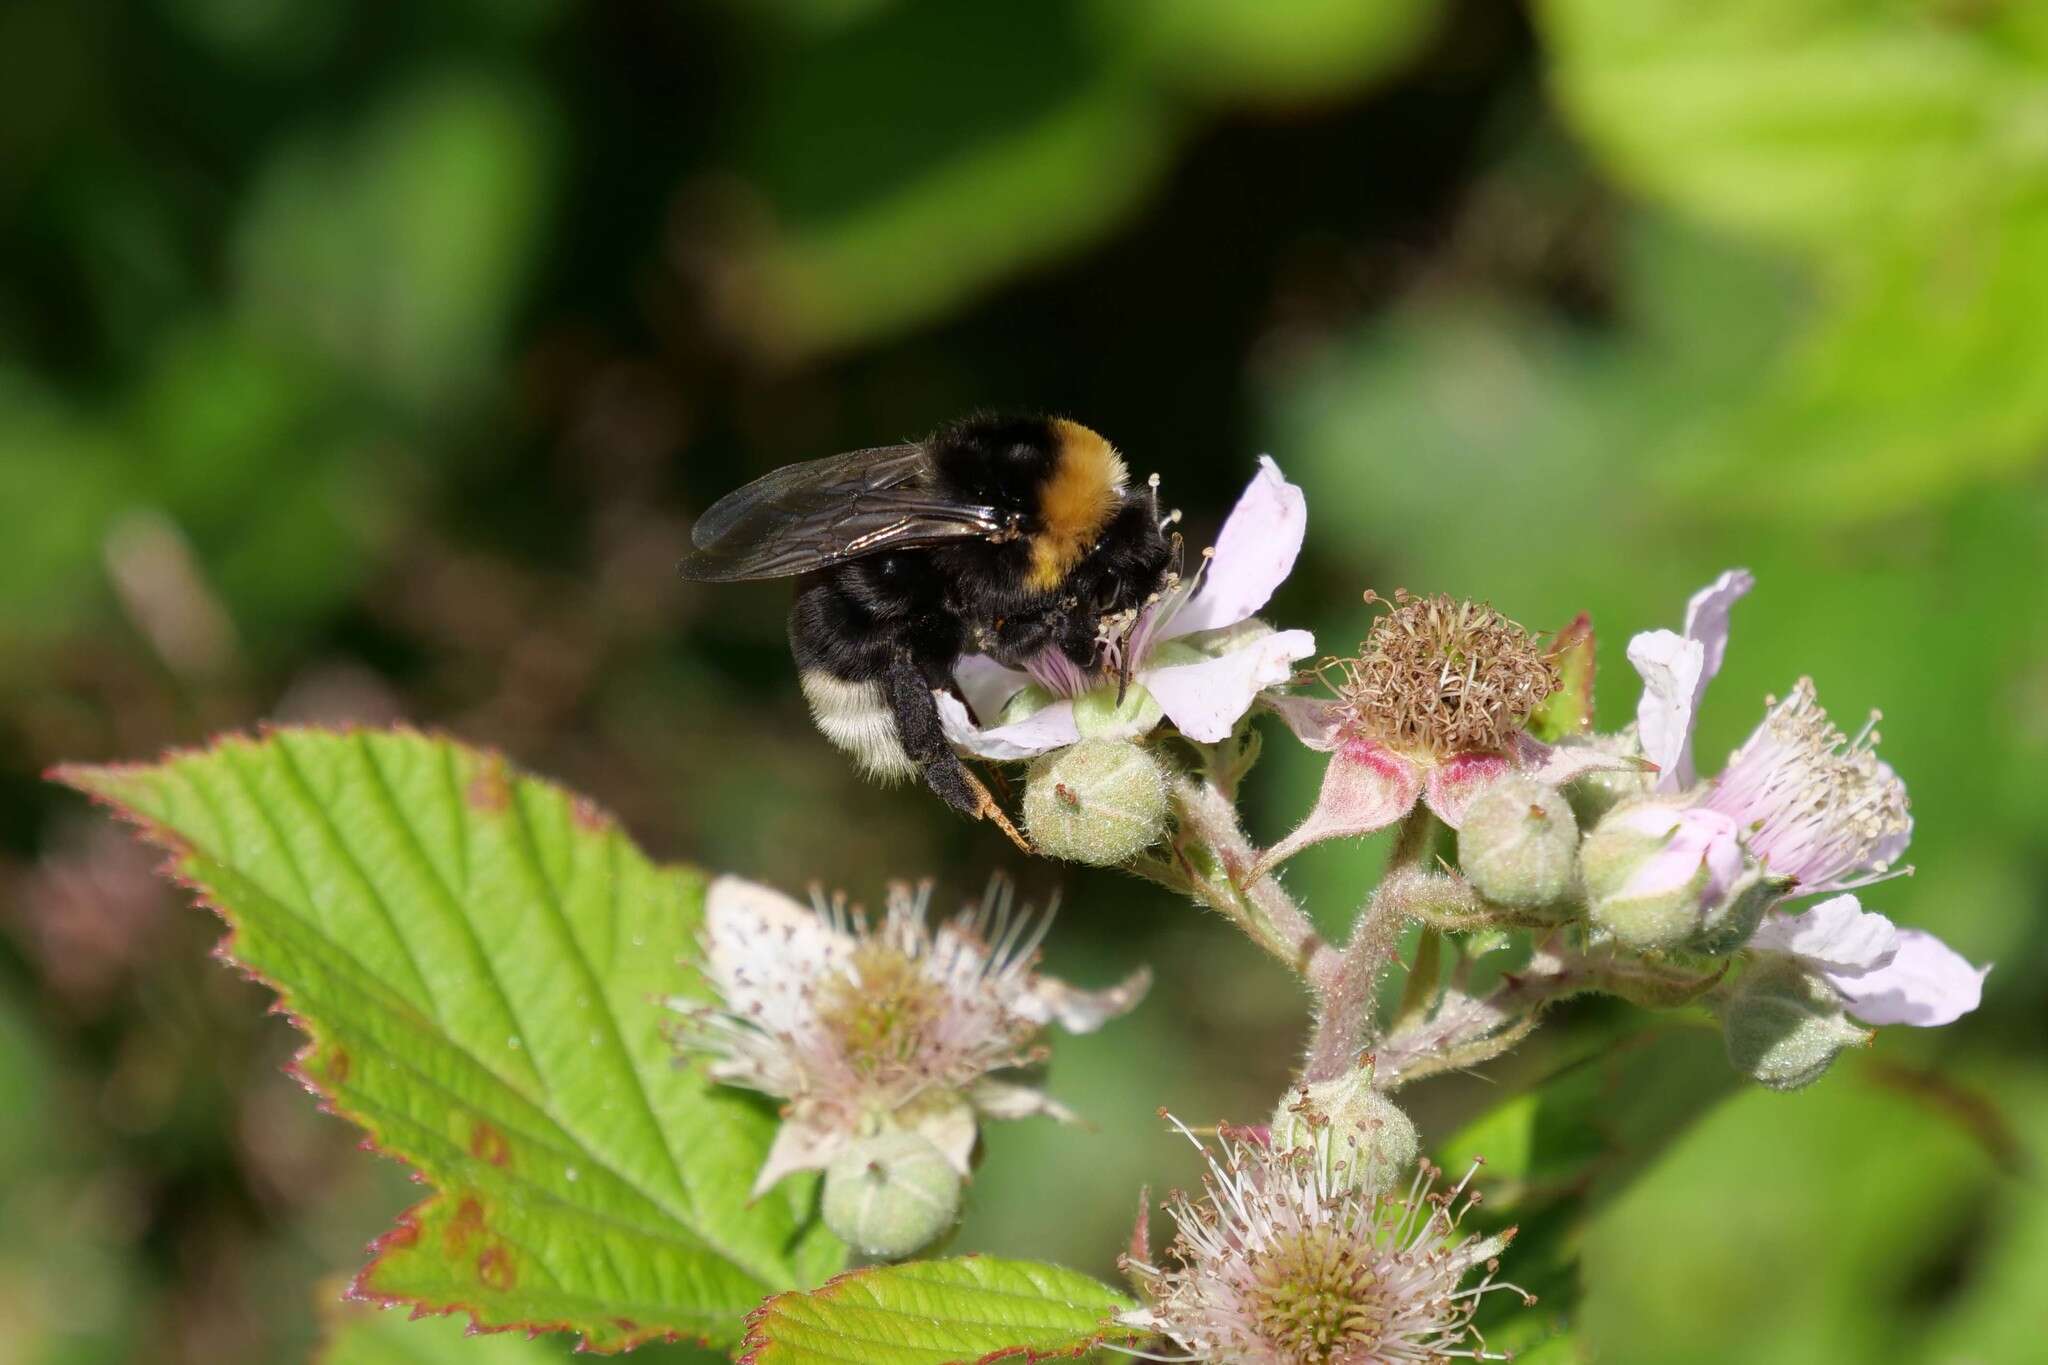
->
xmin=1300 ymin=808 xmax=1439 ymax=1083
xmin=1135 ymin=776 xmax=1333 ymax=978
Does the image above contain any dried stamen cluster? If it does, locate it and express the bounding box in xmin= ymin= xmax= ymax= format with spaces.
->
xmin=1328 ymin=591 xmax=1558 ymax=758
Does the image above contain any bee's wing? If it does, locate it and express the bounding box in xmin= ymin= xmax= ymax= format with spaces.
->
xmin=676 ymin=443 xmax=1004 ymax=582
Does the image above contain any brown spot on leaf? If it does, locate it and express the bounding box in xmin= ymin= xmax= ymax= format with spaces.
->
xmin=321 ymin=1044 xmax=351 ymax=1085
xmin=466 ymin=764 xmax=511 ymax=812
xmin=444 ymin=1197 xmax=486 ymax=1256
xmin=469 ymin=1121 xmax=511 ymax=1168
xmin=614 ymin=1318 xmax=640 ymax=1334
xmin=477 ymin=1244 xmax=517 ymax=1292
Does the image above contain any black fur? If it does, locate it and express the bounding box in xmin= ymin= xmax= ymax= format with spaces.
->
xmin=788 ymin=414 xmax=1172 ymax=815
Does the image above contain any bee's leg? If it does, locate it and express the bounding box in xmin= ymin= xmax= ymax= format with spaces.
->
xmin=881 ymin=656 xmax=1032 ymax=853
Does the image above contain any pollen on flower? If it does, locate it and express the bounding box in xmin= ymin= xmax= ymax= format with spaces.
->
xmin=1702 ymin=678 xmax=1912 ymax=895
xmin=1121 ymin=1117 xmax=1528 ymax=1364
xmin=1325 ymin=591 xmax=1559 ymax=758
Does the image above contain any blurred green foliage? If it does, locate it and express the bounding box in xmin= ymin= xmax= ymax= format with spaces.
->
xmin=2 ymin=0 xmax=2044 ymax=1361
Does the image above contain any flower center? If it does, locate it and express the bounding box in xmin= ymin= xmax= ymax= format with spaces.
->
xmin=816 ymin=942 xmax=946 ymax=1076
xmin=1247 ymin=1226 xmax=1389 ymax=1362
xmin=1703 ymin=678 xmax=1910 ymax=891
xmin=1331 ymin=591 xmax=1557 ymax=757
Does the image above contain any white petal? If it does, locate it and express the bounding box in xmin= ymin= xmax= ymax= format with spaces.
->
xmin=749 ymin=1115 xmax=841 ymax=1199
xmin=706 ymin=876 xmax=842 ymax=1029
xmin=909 ymin=1099 xmax=980 ymax=1175
xmin=969 ymin=1077 xmax=1081 ymax=1125
xmin=1628 ymin=629 xmax=1704 ymax=794
xmin=1749 ymin=893 xmax=1899 ymax=972
xmin=1015 ymin=965 xmax=1152 ymax=1033
xmin=1683 ymin=569 xmax=1753 ymax=679
xmin=952 ymin=654 xmax=1034 ymax=721
xmin=1629 ymin=569 xmax=1753 ymax=793
xmin=1831 ymin=928 xmax=1989 ymax=1027
xmin=1264 ymin=691 xmax=1340 ymax=752
xmin=1160 ymin=456 xmax=1306 ymax=638
xmin=936 ymin=689 xmax=1080 ymax=760
xmin=1144 ymin=627 xmax=1315 ymax=743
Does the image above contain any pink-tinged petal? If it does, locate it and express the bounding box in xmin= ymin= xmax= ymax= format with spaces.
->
xmin=1265 ymin=691 xmax=1340 ymax=752
xmin=1830 ymin=928 xmax=1989 ymax=1027
xmin=1423 ymin=751 xmax=1515 ymax=830
xmin=1145 ymin=628 xmax=1316 ymax=743
xmin=1629 ymin=569 xmax=1753 ymax=792
xmin=749 ymin=1114 xmax=841 ymax=1198
xmin=1615 ymin=804 xmax=1745 ymax=902
xmin=936 ymin=690 xmax=1080 ymax=760
xmin=1749 ymin=893 xmax=1898 ymax=972
xmin=1160 ymin=456 xmax=1306 ymax=638
xmin=953 ymin=653 xmax=1033 ymax=721
xmin=1628 ymin=628 xmax=1704 ymax=794
xmin=1251 ymin=739 xmax=1422 ymax=879
xmin=1014 ymin=965 xmax=1153 ymax=1033
xmin=1683 ymin=568 xmax=1754 ymax=680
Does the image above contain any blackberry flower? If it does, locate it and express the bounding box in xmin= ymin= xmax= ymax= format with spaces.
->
xmin=1122 ymin=1116 xmax=1528 ymax=1364
xmin=671 ymin=875 xmax=1147 ymax=1197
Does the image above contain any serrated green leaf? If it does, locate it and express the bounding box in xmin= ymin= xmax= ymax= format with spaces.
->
xmin=740 ymin=1257 xmax=1137 ymax=1365
xmin=54 ymin=728 xmax=844 ymax=1352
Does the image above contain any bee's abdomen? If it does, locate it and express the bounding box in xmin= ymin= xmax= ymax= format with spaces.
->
xmin=797 ymin=669 xmax=917 ymax=781
xmin=788 ymin=559 xmax=962 ymax=784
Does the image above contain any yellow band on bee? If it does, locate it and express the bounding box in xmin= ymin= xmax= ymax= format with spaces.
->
xmin=1029 ymin=419 xmax=1128 ymax=591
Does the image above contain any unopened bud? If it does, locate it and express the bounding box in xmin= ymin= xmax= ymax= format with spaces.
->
xmin=821 ymin=1129 xmax=963 ymax=1260
xmin=1583 ymin=800 xmax=1783 ymax=953
xmin=1721 ymin=956 xmax=1870 ymax=1091
xmin=1269 ymin=1072 xmax=1418 ymax=1196
xmin=1457 ymin=775 xmax=1580 ymax=909
xmin=1561 ymin=732 xmax=1654 ymax=826
xmin=1024 ymin=739 xmax=1170 ymax=866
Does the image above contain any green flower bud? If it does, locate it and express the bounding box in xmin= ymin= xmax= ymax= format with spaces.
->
xmin=821 ymin=1130 xmax=962 ymax=1260
xmin=1072 ymin=681 xmax=1167 ymax=740
xmin=1583 ymin=799 xmax=1794 ymax=955
xmin=1721 ymin=956 xmax=1871 ymax=1092
xmin=1269 ymin=1072 xmax=1418 ymax=1196
xmin=1562 ymin=733 xmax=1654 ymax=827
xmin=1456 ymin=775 xmax=1580 ymax=909
xmin=1023 ymin=739 xmax=1170 ymax=866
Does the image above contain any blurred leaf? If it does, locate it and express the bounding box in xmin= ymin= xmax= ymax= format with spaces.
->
xmin=1574 ymin=1058 xmax=2015 ymax=1364
xmin=1668 ymin=197 xmax=2048 ymax=518
xmin=0 ymin=372 xmax=124 ymax=652
xmin=1539 ymin=0 xmax=2048 ymax=518
xmin=233 ymin=73 xmax=559 ymax=409
xmin=1440 ymin=1025 xmax=1738 ymax=1216
xmin=55 ymin=729 xmax=844 ymax=1351
xmin=1097 ymin=0 xmax=1441 ymax=104
xmin=1541 ymin=0 xmax=2044 ymax=249
xmin=729 ymin=0 xmax=1170 ymax=356
xmin=740 ymin=1257 xmax=1136 ymax=1365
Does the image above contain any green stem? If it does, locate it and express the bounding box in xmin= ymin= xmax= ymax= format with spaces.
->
xmin=1138 ymin=776 xmax=1331 ymax=978
xmin=1300 ymin=807 xmax=1439 ymax=1083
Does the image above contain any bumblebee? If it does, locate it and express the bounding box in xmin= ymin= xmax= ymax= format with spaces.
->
xmin=677 ymin=414 xmax=1174 ymax=845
